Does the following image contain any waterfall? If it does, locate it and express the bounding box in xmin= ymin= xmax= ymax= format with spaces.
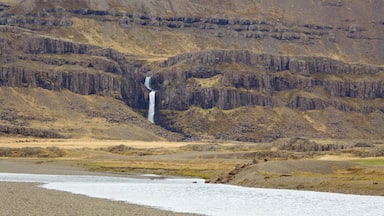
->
xmin=144 ymin=77 xmax=152 ymax=91
xmin=148 ymin=91 xmax=155 ymax=123
xmin=144 ymin=77 xmax=155 ymax=123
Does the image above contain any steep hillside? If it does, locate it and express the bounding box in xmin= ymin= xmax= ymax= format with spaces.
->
xmin=0 ymin=0 xmax=383 ymax=141
xmin=1 ymin=0 xmax=383 ymax=63
xmin=0 ymin=87 xmax=181 ymax=140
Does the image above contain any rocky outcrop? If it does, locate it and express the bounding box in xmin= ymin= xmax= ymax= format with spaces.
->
xmin=207 ymin=161 xmax=257 ymax=184
xmin=0 ymin=66 xmax=121 ymax=97
xmin=28 ymin=54 xmax=123 ymax=74
xmin=0 ymin=4 xmax=72 ymax=28
xmin=0 ymin=26 xmax=139 ymax=99
xmin=162 ymin=50 xmax=382 ymax=75
xmin=102 ymin=13 xmax=381 ymax=47
xmin=24 ymin=37 xmax=92 ymax=55
xmin=0 ymin=25 xmax=149 ymax=110
xmin=153 ymin=72 xmax=272 ymax=110
xmin=323 ymin=80 xmax=384 ymax=99
xmin=151 ymin=50 xmax=384 ymax=112
xmin=0 ymin=124 xmax=66 ymax=138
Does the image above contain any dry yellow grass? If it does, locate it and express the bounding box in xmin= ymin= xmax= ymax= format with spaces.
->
xmin=0 ymin=0 xmax=19 ymax=4
xmin=2 ymin=136 xmax=384 ymax=194
xmin=302 ymin=113 xmax=327 ymax=133
xmin=0 ymin=137 xmax=241 ymax=179
xmin=51 ymin=17 xmax=203 ymax=61
xmin=0 ymin=138 xmax=190 ymax=149
xmin=0 ymin=87 xmax=175 ymax=141
xmin=83 ymin=159 xmax=237 ymax=179
xmin=193 ymin=75 xmax=223 ymax=88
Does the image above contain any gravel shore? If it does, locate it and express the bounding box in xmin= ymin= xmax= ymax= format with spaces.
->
xmin=0 ymin=159 xmax=198 ymax=216
xmin=0 ymin=182 xmax=197 ymax=216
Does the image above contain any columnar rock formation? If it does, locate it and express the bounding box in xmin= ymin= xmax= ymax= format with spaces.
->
xmin=152 ymin=50 xmax=384 ymax=112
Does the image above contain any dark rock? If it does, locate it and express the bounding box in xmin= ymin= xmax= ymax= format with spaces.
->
xmin=0 ymin=66 xmax=122 ymax=98
xmin=0 ymin=124 xmax=66 ymax=138
xmin=151 ymin=50 xmax=384 ymax=112
xmin=24 ymin=37 xmax=91 ymax=55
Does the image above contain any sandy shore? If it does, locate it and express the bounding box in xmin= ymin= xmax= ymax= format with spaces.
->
xmin=0 ymin=159 xmax=198 ymax=216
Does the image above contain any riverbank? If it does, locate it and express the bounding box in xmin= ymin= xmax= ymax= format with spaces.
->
xmin=0 ymin=158 xmax=201 ymax=216
xmin=1 ymin=138 xmax=384 ymax=198
xmin=218 ymin=159 xmax=384 ymax=196
xmin=0 ymin=182 xmax=197 ymax=216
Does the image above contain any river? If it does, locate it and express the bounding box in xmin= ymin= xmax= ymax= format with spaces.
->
xmin=1 ymin=172 xmax=383 ymax=216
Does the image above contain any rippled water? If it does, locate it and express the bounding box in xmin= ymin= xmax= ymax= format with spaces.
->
xmin=1 ymin=172 xmax=383 ymax=216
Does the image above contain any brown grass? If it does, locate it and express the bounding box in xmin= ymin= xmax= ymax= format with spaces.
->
xmin=0 ymin=138 xmax=189 ymax=149
xmin=0 ymin=87 xmax=172 ymax=141
xmin=1 ymin=137 xmax=384 ymax=194
xmin=0 ymin=138 xmax=243 ymax=179
xmin=82 ymin=159 xmax=237 ymax=179
xmin=229 ymin=158 xmax=384 ymax=195
xmin=193 ymin=75 xmax=223 ymax=88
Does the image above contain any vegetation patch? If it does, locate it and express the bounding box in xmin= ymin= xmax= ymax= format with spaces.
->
xmin=100 ymin=144 xmax=177 ymax=156
xmin=352 ymin=158 xmax=384 ymax=166
xmin=82 ymin=159 xmax=237 ymax=179
xmin=0 ymin=146 xmax=66 ymax=158
xmin=0 ymin=125 xmax=66 ymax=138
xmin=192 ymin=75 xmax=223 ymax=88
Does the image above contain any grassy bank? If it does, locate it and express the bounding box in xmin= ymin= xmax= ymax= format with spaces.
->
xmin=1 ymin=138 xmax=384 ymax=195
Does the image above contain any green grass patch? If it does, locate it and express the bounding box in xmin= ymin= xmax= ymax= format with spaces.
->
xmin=352 ymin=158 xmax=384 ymax=166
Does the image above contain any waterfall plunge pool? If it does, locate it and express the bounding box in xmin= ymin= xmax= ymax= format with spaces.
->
xmin=1 ymin=172 xmax=383 ymax=216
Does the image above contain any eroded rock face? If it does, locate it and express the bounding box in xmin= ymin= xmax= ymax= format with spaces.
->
xmin=0 ymin=25 xmax=149 ymax=111
xmin=0 ymin=66 xmax=121 ymax=97
xmin=2 ymin=17 xmax=165 ymax=109
xmin=0 ymin=26 xmax=132 ymax=99
xmin=151 ymin=50 xmax=384 ymax=112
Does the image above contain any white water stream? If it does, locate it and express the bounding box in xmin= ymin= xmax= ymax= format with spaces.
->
xmin=144 ymin=76 xmax=155 ymax=123
xmin=1 ymin=172 xmax=384 ymax=216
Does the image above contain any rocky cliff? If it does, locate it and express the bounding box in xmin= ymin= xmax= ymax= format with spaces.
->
xmin=152 ymin=50 xmax=384 ymax=112
xmin=0 ymin=26 xmax=128 ymax=99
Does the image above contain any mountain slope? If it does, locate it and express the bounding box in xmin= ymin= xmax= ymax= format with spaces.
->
xmin=0 ymin=87 xmax=180 ymax=140
xmin=0 ymin=0 xmax=383 ymax=141
xmin=2 ymin=0 xmax=383 ymax=63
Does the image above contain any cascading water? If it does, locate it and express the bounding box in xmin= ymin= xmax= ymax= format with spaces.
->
xmin=144 ymin=77 xmax=152 ymax=91
xmin=144 ymin=77 xmax=155 ymax=123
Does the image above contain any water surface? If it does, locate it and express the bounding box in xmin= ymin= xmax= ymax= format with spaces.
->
xmin=1 ymin=172 xmax=383 ymax=216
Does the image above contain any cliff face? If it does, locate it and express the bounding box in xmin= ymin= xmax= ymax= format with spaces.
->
xmin=1 ymin=0 xmax=384 ymax=141
xmin=152 ymin=50 xmax=384 ymax=112
xmin=0 ymin=66 xmax=121 ymax=96
xmin=0 ymin=26 xmax=125 ymax=99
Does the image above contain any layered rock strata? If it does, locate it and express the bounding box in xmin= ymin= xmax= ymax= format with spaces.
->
xmin=152 ymin=50 xmax=384 ymax=112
